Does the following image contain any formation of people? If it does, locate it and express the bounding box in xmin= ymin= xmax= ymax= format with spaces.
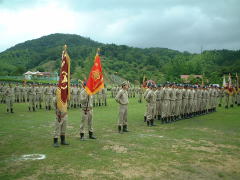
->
xmin=0 ymin=82 xmax=108 ymax=113
xmin=1 ymin=81 xmax=239 ymax=148
xmin=142 ymin=82 xmax=240 ymax=127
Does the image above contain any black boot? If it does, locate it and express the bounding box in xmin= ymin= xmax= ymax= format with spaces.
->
xmin=123 ymin=125 xmax=129 ymax=132
xmin=60 ymin=135 xmax=69 ymax=145
xmin=74 ymin=104 xmax=76 ymax=108
xmin=29 ymin=107 xmax=31 ymax=111
xmin=161 ymin=118 xmax=164 ymax=124
xmin=89 ymin=131 xmax=96 ymax=139
xmin=33 ymin=107 xmax=35 ymax=112
xmin=151 ymin=119 xmax=156 ymax=126
xmin=11 ymin=108 xmax=14 ymax=113
xmin=45 ymin=106 xmax=48 ymax=110
xmin=118 ymin=125 xmax=122 ymax=133
xmin=144 ymin=116 xmax=146 ymax=122
xmin=80 ymin=133 xmax=84 ymax=141
xmin=147 ymin=120 xmax=150 ymax=126
xmin=40 ymin=104 xmax=42 ymax=109
xmin=49 ymin=106 xmax=51 ymax=110
xmin=158 ymin=115 xmax=161 ymax=120
xmin=53 ymin=138 xmax=60 ymax=147
xmin=7 ymin=109 xmax=9 ymax=113
xmin=164 ymin=117 xmax=168 ymax=123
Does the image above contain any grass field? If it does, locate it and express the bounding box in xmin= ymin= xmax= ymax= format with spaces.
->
xmin=0 ymin=98 xmax=240 ymax=179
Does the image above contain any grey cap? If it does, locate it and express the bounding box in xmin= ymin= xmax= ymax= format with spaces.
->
xmin=122 ymin=81 xmax=128 ymax=86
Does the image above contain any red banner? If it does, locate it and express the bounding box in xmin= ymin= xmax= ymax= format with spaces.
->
xmin=56 ymin=49 xmax=70 ymax=112
xmin=85 ymin=54 xmax=104 ymax=95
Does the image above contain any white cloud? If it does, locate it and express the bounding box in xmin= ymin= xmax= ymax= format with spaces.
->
xmin=0 ymin=0 xmax=240 ymax=53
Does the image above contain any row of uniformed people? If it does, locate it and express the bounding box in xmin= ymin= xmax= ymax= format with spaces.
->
xmin=143 ymin=83 xmax=240 ymax=126
xmin=0 ymin=82 xmax=109 ymax=113
xmin=111 ymin=86 xmax=142 ymax=98
xmin=220 ymin=86 xmax=240 ymax=108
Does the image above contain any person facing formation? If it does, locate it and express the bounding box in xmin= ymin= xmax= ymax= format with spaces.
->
xmin=79 ymin=82 xmax=97 ymax=140
xmin=115 ymin=81 xmax=129 ymax=133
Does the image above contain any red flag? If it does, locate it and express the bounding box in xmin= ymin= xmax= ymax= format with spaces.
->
xmin=56 ymin=45 xmax=71 ymax=112
xmin=227 ymin=73 xmax=233 ymax=95
xmin=85 ymin=50 xmax=104 ymax=95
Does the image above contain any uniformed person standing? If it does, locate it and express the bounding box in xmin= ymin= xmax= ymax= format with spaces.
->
xmin=102 ymin=87 xmax=107 ymax=106
xmin=79 ymin=84 xmax=96 ymax=140
xmin=236 ymin=86 xmax=240 ymax=106
xmin=4 ymin=84 xmax=14 ymax=113
xmin=115 ymin=81 xmax=129 ymax=133
xmin=28 ymin=83 xmax=36 ymax=111
xmin=145 ymin=84 xmax=157 ymax=126
xmin=175 ymin=84 xmax=183 ymax=120
xmin=14 ymin=83 xmax=21 ymax=103
xmin=53 ymin=96 xmax=69 ymax=147
xmin=72 ymin=84 xmax=78 ymax=108
xmin=224 ymin=87 xmax=230 ymax=108
xmin=137 ymin=86 xmax=143 ymax=103
xmin=155 ymin=84 xmax=163 ymax=120
xmin=0 ymin=83 xmax=3 ymax=104
xmin=35 ymin=83 xmax=43 ymax=109
xmin=143 ymin=83 xmax=151 ymax=122
xmin=44 ymin=84 xmax=53 ymax=110
xmin=218 ymin=87 xmax=224 ymax=107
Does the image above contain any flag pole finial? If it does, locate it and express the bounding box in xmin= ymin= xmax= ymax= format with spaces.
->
xmin=64 ymin=44 xmax=67 ymax=52
xmin=96 ymin=48 xmax=100 ymax=55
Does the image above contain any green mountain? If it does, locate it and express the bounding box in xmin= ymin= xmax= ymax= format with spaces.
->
xmin=0 ymin=33 xmax=240 ymax=84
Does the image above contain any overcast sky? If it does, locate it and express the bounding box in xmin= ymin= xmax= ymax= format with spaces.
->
xmin=0 ymin=0 xmax=239 ymax=53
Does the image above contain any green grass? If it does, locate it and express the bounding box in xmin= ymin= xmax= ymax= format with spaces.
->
xmin=0 ymin=98 xmax=240 ymax=179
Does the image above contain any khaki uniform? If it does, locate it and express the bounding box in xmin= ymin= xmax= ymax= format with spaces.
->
xmin=193 ymin=89 xmax=197 ymax=113
xmin=79 ymin=89 xmax=94 ymax=134
xmin=143 ymin=88 xmax=150 ymax=119
xmin=218 ymin=88 xmax=224 ymax=106
xmin=44 ymin=86 xmax=53 ymax=110
xmin=145 ymin=89 xmax=156 ymax=123
xmin=72 ymin=87 xmax=78 ymax=108
xmin=53 ymin=97 xmax=67 ymax=138
xmin=236 ymin=89 xmax=240 ymax=105
xmin=162 ymin=87 xmax=171 ymax=119
xmin=175 ymin=88 xmax=183 ymax=117
xmin=28 ymin=86 xmax=36 ymax=111
xmin=182 ymin=88 xmax=188 ymax=115
xmin=14 ymin=85 xmax=21 ymax=102
xmin=155 ymin=88 xmax=163 ymax=118
xmin=224 ymin=89 xmax=230 ymax=108
xmin=138 ymin=87 xmax=143 ymax=103
xmin=102 ymin=88 xmax=107 ymax=106
xmin=0 ymin=85 xmax=3 ymax=103
xmin=35 ymin=86 xmax=43 ymax=109
xmin=5 ymin=86 xmax=14 ymax=112
xmin=170 ymin=88 xmax=177 ymax=117
xmin=115 ymin=88 xmax=129 ymax=126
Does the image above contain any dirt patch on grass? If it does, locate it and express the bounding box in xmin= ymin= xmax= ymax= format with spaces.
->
xmin=80 ymin=169 xmax=96 ymax=177
xmin=186 ymin=145 xmax=219 ymax=153
xmin=183 ymin=127 xmax=225 ymax=136
xmin=103 ymin=144 xmax=127 ymax=153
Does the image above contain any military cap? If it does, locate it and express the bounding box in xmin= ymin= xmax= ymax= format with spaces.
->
xmin=151 ymin=84 xmax=156 ymax=88
xmin=147 ymin=82 xmax=152 ymax=87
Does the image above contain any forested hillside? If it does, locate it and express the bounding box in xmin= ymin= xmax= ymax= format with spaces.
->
xmin=0 ymin=33 xmax=239 ymax=84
